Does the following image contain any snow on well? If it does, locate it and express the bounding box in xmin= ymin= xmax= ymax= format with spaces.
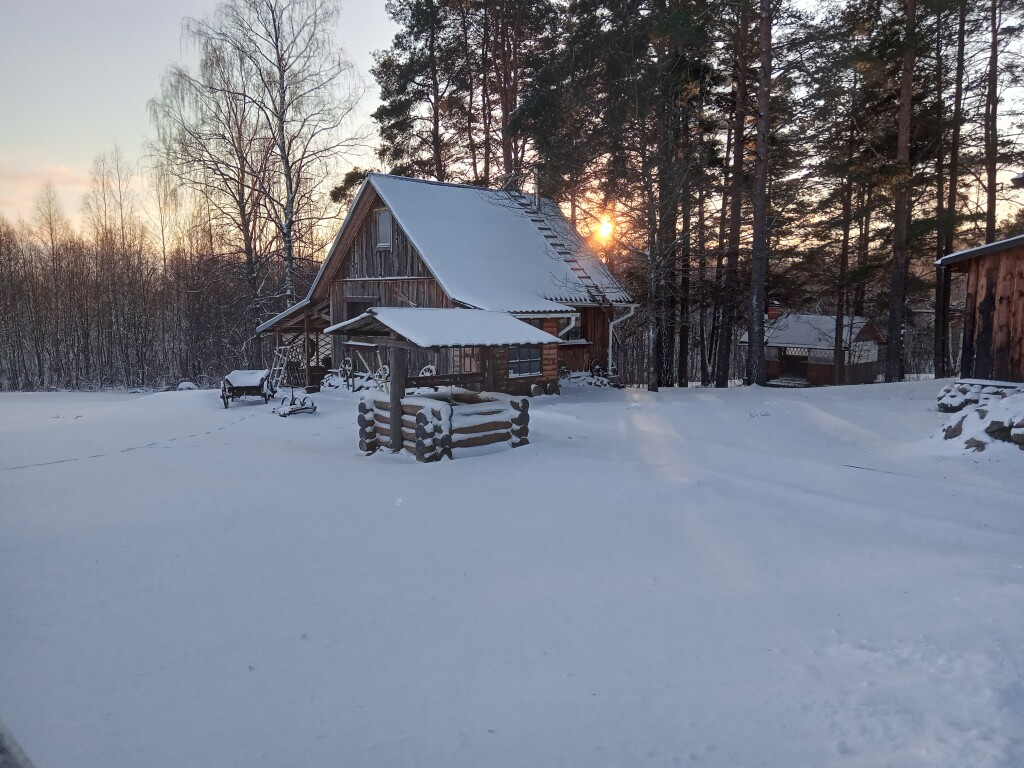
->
xmin=1 ymin=381 xmax=1023 ymax=768
xmin=325 ymin=308 xmax=561 ymax=347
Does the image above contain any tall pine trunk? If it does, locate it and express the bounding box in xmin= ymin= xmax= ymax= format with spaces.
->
xmin=885 ymin=0 xmax=917 ymax=383
xmin=748 ymin=0 xmax=771 ymax=387
xmin=716 ymin=0 xmax=751 ymax=387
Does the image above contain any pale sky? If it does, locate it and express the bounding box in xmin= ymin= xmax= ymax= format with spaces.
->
xmin=0 ymin=0 xmax=397 ymax=225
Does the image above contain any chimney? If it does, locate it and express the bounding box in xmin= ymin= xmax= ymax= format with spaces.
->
xmin=767 ymin=301 xmax=782 ymax=320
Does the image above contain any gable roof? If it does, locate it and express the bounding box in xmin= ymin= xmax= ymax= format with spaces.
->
xmin=935 ymin=234 xmax=1024 ymax=268
xmin=740 ymin=314 xmax=883 ymax=350
xmin=288 ymin=174 xmax=632 ymax=319
xmin=368 ymin=174 xmax=631 ymax=312
xmin=325 ymin=308 xmax=562 ymax=348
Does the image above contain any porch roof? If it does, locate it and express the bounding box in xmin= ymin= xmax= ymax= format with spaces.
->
xmin=325 ymin=308 xmax=561 ymax=348
xmin=255 ymin=299 xmax=331 ymax=334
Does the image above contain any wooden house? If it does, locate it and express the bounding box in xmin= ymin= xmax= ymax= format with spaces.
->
xmin=257 ymin=174 xmax=635 ymax=395
xmin=936 ymin=236 xmax=1024 ymax=383
xmin=740 ymin=311 xmax=886 ymax=386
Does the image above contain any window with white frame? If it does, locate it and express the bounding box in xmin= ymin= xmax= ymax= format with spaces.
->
xmin=508 ymin=345 xmax=542 ymax=377
xmin=376 ymin=209 xmax=392 ymax=250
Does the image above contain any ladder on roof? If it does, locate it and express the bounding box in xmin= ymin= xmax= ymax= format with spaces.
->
xmin=268 ymin=345 xmax=290 ymax=394
xmin=508 ymin=192 xmax=612 ymax=308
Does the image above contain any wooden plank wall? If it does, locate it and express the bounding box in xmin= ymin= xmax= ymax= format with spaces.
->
xmin=962 ymin=249 xmax=1024 ymax=382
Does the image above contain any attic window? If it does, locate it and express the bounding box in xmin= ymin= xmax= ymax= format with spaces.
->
xmin=376 ymin=209 xmax=392 ymax=250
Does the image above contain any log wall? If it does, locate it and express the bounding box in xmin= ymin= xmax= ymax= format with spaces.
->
xmin=960 ymin=249 xmax=1024 ymax=383
xmin=358 ymin=393 xmax=529 ymax=461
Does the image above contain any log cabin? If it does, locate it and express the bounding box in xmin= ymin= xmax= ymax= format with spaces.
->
xmin=257 ymin=174 xmax=635 ymax=395
xmin=936 ymin=235 xmax=1024 ymax=383
xmin=739 ymin=310 xmax=886 ymax=386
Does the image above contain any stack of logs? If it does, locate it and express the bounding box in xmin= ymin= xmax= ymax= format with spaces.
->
xmin=358 ymin=394 xmax=530 ymax=461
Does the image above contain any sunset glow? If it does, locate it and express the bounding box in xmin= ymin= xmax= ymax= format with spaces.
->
xmin=597 ymin=216 xmax=613 ymax=242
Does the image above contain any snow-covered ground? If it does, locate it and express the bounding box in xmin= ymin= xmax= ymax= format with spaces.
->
xmin=1 ymin=380 xmax=1022 ymax=768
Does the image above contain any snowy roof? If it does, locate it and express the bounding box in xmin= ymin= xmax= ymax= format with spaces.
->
xmin=739 ymin=314 xmax=882 ymax=350
xmin=365 ymin=174 xmax=631 ymax=313
xmin=935 ymin=233 xmax=1024 ymax=268
xmin=255 ymin=299 xmax=310 ymax=334
xmin=325 ymin=308 xmax=562 ymax=348
xmin=223 ymin=369 xmax=270 ymax=387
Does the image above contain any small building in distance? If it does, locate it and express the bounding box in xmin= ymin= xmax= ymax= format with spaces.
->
xmin=936 ymin=235 xmax=1024 ymax=383
xmin=740 ymin=309 xmax=886 ymax=386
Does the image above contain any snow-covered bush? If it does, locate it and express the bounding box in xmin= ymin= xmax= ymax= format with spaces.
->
xmin=177 ymin=381 xmax=198 ymax=391
xmin=560 ymin=371 xmax=613 ymax=388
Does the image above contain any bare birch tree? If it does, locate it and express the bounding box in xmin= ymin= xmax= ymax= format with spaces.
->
xmin=183 ymin=0 xmax=366 ymax=301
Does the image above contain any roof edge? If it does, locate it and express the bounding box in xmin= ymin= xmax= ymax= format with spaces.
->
xmin=255 ymin=298 xmax=310 ymax=334
xmin=936 ymin=233 xmax=1024 ymax=267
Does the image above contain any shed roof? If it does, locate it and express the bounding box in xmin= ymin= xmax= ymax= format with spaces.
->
xmin=255 ymin=299 xmax=310 ymax=334
xmin=935 ymin=234 xmax=1024 ymax=268
xmin=740 ymin=314 xmax=882 ymax=350
xmin=367 ymin=174 xmax=632 ymax=312
xmin=325 ymin=308 xmax=562 ymax=348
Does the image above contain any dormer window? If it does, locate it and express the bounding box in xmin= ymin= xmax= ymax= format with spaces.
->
xmin=376 ymin=209 xmax=392 ymax=250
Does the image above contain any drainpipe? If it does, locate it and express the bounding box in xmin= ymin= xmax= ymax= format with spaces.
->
xmin=608 ymin=304 xmax=638 ymax=374
xmin=557 ymin=313 xmax=580 ymax=339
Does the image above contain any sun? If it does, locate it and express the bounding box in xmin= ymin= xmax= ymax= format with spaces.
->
xmin=597 ymin=217 xmax=613 ymax=242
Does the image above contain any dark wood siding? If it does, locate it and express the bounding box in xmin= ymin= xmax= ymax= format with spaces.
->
xmin=960 ymin=248 xmax=1024 ymax=382
xmin=557 ymin=306 xmax=611 ymax=373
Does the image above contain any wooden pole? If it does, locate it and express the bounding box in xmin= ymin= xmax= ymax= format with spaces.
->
xmin=389 ymin=339 xmax=407 ymax=452
xmin=303 ymin=313 xmax=311 ymax=387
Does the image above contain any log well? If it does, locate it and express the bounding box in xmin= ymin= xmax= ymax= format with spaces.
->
xmin=359 ymin=392 xmax=529 ymax=461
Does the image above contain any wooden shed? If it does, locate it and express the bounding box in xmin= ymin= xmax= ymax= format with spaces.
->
xmin=936 ymin=236 xmax=1024 ymax=383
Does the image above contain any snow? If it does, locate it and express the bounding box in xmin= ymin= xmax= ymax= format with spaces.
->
xmin=222 ymin=369 xmax=269 ymax=388
xmin=367 ymin=173 xmax=631 ymax=312
xmin=1 ymin=380 xmax=1023 ymax=768
xmin=325 ymin=308 xmax=562 ymax=347
xmin=739 ymin=314 xmax=875 ymax=350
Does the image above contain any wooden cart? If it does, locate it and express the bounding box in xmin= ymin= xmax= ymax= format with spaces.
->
xmin=220 ymin=369 xmax=273 ymax=408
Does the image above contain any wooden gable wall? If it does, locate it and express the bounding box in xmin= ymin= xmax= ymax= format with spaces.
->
xmin=316 ymin=186 xmax=452 ymax=327
xmin=960 ymin=247 xmax=1024 ymax=382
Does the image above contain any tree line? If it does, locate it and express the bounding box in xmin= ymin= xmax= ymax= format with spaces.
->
xmin=2 ymin=0 xmax=1022 ymax=391
xmin=370 ymin=0 xmax=1024 ymax=388
xmin=0 ymin=0 xmax=360 ymax=391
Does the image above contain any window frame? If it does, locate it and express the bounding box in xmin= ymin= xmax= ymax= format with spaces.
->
xmin=508 ymin=344 xmax=543 ymax=378
xmin=375 ymin=208 xmax=392 ymax=250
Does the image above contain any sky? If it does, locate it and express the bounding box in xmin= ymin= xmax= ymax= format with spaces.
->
xmin=0 ymin=0 xmax=397 ymax=226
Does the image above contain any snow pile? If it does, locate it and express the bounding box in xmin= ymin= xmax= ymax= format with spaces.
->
xmin=937 ymin=379 xmax=1024 ymax=412
xmin=941 ymin=390 xmax=1024 ymax=451
xmin=560 ymin=371 xmax=613 ymax=387
xmin=176 ymin=381 xmax=197 ymax=391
